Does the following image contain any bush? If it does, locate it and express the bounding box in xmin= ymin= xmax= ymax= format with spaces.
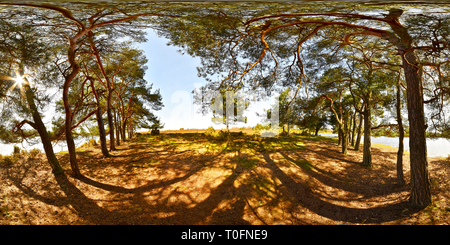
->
xmin=253 ymin=123 xmax=270 ymax=131
xmin=217 ymin=130 xmax=230 ymax=141
xmin=28 ymin=148 xmax=42 ymax=160
xmin=88 ymin=138 xmax=98 ymax=147
xmin=204 ymin=126 xmax=216 ymax=136
xmin=1 ymin=156 xmax=17 ymax=165
xmin=13 ymin=146 xmax=21 ymax=155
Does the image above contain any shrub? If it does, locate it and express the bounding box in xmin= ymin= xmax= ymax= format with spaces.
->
xmin=204 ymin=126 xmax=216 ymax=136
xmin=13 ymin=146 xmax=21 ymax=155
xmin=88 ymin=138 xmax=98 ymax=147
xmin=217 ymin=130 xmax=230 ymax=140
xmin=1 ymin=156 xmax=16 ymax=165
xmin=28 ymin=148 xmax=42 ymax=160
xmin=253 ymin=123 xmax=270 ymax=131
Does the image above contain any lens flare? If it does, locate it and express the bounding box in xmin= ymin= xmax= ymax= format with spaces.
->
xmin=14 ymin=74 xmax=25 ymax=86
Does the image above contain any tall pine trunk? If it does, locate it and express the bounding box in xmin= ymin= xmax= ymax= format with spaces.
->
xmin=23 ymin=78 xmax=63 ymax=175
xmin=384 ymin=8 xmax=431 ymax=208
xmin=114 ymin=108 xmax=120 ymax=146
xmin=107 ymin=90 xmax=115 ymax=151
xmin=63 ymin=39 xmax=81 ymax=177
xmin=338 ymin=124 xmax=342 ymax=146
xmin=402 ymin=53 xmax=431 ymax=207
xmin=362 ymin=101 xmax=372 ymax=167
xmin=341 ymin=111 xmax=349 ymax=155
xmin=351 ymin=110 xmax=357 ymax=147
xmin=354 ymin=108 xmax=363 ymax=151
xmin=122 ymin=118 xmax=127 ymax=141
xmin=396 ymin=78 xmax=405 ymax=186
xmin=91 ymin=80 xmax=109 ymax=157
xmin=96 ymin=106 xmax=109 ymax=157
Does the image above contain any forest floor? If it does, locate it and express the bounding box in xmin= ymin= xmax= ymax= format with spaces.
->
xmin=1 ymin=129 xmax=450 ymax=225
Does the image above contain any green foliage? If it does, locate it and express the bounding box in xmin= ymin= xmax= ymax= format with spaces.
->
xmin=28 ymin=148 xmax=42 ymax=160
xmin=13 ymin=146 xmax=21 ymax=155
xmin=253 ymin=123 xmax=270 ymax=131
xmin=204 ymin=126 xmax=216 ymax=137
xmin=0 ymin=155 xmax=18 ymax=165
xmin=88 ymin=139 xmax=98 ymax=147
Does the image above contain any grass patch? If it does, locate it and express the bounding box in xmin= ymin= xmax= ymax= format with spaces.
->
xmin=236 ymin=156 xmax=258 ymax=169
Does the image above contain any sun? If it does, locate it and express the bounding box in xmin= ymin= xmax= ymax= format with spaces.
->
xmin=0 ymin=69 xmax=30 ymax=98
xmin=14 ymin=75 xmax=25 ymax=87
xmin=14 ymin=74 xmax=26 ymax=87
xmin=0 ymin=70 xmax=27 ymax=97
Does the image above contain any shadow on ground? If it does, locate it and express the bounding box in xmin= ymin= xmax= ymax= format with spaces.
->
xmin=1 ymin=133 xmax=429 ymax=224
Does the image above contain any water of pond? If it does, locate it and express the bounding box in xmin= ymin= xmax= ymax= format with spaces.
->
xmin=319 ymin=133 xmax=450 ymax=157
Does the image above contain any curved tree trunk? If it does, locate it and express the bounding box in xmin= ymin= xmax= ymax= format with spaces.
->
xmin=63 ymin=39 xmax=81 ymax=177
xmin=23 ymin=78 xmax=63 ymax=175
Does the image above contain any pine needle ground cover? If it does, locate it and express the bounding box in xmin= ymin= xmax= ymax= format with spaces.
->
xmin=1 ymin=130 xmax=449 ymax=225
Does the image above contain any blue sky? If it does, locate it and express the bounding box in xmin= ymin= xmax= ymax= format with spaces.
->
xmin=135 ymin=29 xmax=269 ymax=130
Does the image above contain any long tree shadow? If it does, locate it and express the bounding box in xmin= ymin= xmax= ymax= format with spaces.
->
xmin=5 ymin=140 xmax=256 ymax=224
xmin=279 ymin=151 xmax=405 ymax=199
xmin=3 ymin=132 xmax=425 ymax=224
xmin=261 ymin=152 xmax=420 ymax=224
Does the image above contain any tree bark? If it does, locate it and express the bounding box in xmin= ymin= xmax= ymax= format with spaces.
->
xmin=64 ymin=38 xmax=81 ymax=177
xmin=122 ymin=118 xmax=127 ymax=141
xmin=87 ymin=31 xmax=116 ymax=152
xmin=114 ymin=108 xmax=120 ymax=146
xmin=22 ymin=78 xmax=63 ymax=175
xmin=341 ymin=110 xmax=350 ymax=155
xmin=354 ymin=106 xmax=364 ymax=151
xmin=90 ymin=80 xmax=110 ymax=157
xmin=383 ymin=9 xmax=431 ymax=208
xmin=107 ymin=90 xmax=116 ymax=151
xmin=402 ymin=53 xmax=431 ymax=207
xmin=396 ymin=77 xmax=405 ymax=186
xmin=314 ymin=125 xmax=321 ymax=136
xmin=362 ymin=101 xmax=372 ymax=167
xmin=351 ymin=110 xmax=357 ymax=147
xmin=341 ymin=125 xmax=348 ymax=155
xmin=338 ymin=124 xmax=342 ymax=146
